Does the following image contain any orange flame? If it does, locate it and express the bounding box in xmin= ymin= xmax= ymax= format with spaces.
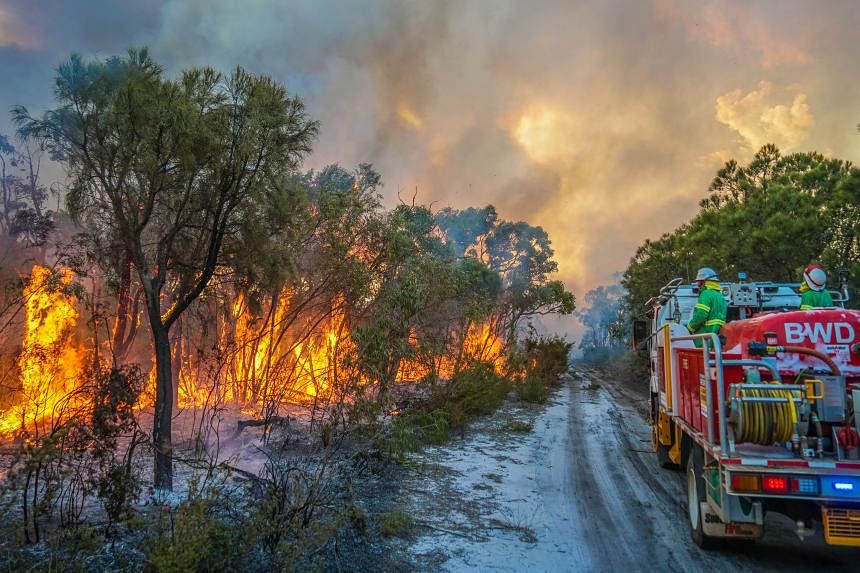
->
xmin=0 ymin=265 xmax=81 ymax=434
xmin=1 ymin=263 xmax=510 ymax=435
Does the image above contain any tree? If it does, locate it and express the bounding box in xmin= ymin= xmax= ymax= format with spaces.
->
xmin=0 ymin=133 xmax=55 ymax=256
xmin=576 ymin=284 xmax=625 ymax=352
xmin=435 ymin=206 xmax=574 ymax=341
xmin=15 ymin=49 xmax=318 ymax=490
xmin=622 ymin=144 xmax=857 ymax=317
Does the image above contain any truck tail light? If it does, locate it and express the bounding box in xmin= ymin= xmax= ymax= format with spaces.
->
xmin=731 ymin=474 xmax=760 ymax=492
xmin=762 ymin=476 xmax=790 ymax=493
xmin=790 ymin=476 xmax=819 ymax=494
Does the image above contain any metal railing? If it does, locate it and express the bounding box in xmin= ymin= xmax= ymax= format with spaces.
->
xmin=670 ymin=332 xmax=725 ymax=449
xmin=668 ymin=332 xmax=811 ymax=456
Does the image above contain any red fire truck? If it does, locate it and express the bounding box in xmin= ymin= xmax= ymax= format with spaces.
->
xmin=637 ymin=277 xmax=860 ymax=548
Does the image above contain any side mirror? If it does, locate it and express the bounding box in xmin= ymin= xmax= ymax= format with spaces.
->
xmin=632 ymin=320 xmax=648 ymax=350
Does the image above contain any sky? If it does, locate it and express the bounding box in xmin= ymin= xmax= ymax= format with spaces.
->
xmin=1 ymin=0 xmax=859 ymax=336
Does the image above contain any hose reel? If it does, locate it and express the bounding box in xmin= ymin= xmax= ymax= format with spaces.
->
xmin=732 ymin=385 xmax=799 ymax=445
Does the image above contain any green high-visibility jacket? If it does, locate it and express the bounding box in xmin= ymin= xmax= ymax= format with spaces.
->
xmin=687 ymin=281 xmax=727 ymax=344
xmin=800 ymin=285 xmax=834 ymax=310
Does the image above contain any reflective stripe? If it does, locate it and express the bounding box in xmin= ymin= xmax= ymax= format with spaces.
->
xmin=705 ymin=319 xmax=726 ymax=326
xmin=799 ymin=305 xmax=812 ymax=310
xmin=695 ymin=303 xmax=710 ymax=312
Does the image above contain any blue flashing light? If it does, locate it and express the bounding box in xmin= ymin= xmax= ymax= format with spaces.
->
xmin=821 ymin=476 xmax=860 ymax=498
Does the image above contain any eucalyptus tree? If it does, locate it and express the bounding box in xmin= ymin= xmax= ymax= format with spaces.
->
xmin=15 ymin=49 xmax=318 ymax=490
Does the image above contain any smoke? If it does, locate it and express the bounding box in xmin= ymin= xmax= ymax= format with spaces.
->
xmin=715 ymin=82 xmax=813 ymax=151
xmin=1 ymin=0 xmax=860 ymax=336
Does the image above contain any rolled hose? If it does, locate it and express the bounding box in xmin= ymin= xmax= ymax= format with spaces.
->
xmin=735 ymin=345 xmax=838 ymax=445
xmin=735 ymin=344 xmax=840 ymax=445
xmin=735 ymin=385 xmax=798 ymax=445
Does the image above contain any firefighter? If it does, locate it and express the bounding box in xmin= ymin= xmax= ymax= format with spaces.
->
xmin=687 ymin=267 xmax=726 ymax=345
xmin=799 ymin=264 xmax=834 ymax=310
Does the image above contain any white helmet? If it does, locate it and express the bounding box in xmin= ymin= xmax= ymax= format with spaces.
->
xmin=695 ymin=267 xmax=718 ymax=282
xmin=803 ymin=265 xmax=827 ymax=292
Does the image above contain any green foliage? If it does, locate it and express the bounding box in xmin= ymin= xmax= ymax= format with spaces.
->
xmin=525 ymin=335 xmax=572 ymax=379
xmin=511 ymin=335 xmax=571 ymax=403
xmin=440 ymin=361 xmax=512 ymax=420
xmin=14 ymin=48 xmax=320 ymax=489
xmin=515 ymin=372 xmax=553 ymax=404
xmin=387 ymin=409 xmax=450 ymax=461
xmin=377 ymin=507 xmax=415 ymax=538
xmin=380 ymin=361 xmax=510 ymax=460
xmin=435 ymin=205 xmax=575 ymax=339
xmin=623 ymin=145 xmax=859 ymax=312
xmin=145 ymin=486 xmax=241 ymax=573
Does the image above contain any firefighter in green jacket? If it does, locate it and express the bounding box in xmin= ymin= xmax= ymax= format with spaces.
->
xmin=687 ymin=267 xmax=727 ymax=345
xmin=799 ymin=264 xmax=834 ymax=310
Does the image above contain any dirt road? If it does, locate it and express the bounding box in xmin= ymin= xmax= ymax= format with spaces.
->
xmin=405 ymin=368 xmax=858 ymax=572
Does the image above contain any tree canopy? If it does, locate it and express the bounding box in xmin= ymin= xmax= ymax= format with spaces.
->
xmin=623 ymin=144 xmax=860 ymax=314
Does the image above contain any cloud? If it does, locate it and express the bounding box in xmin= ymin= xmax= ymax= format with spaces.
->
xmin=715 ymin=82 xmax=813 ymax=151
xmin=654 ymin=0 xmax=812 ymax=68
xmin=0 ymin=5 xmax=39 ymax=50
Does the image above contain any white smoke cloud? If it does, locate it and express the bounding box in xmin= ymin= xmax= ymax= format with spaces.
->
xmin=715 ymin=82 xmax=813 ymax=151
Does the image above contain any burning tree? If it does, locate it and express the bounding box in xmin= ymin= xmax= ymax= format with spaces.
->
xmin=14 ymin=49 xmax=319 ymax=490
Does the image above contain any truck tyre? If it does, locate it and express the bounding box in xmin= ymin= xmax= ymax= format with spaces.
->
xmin=687 ymin=446 xmax=719 ymax=550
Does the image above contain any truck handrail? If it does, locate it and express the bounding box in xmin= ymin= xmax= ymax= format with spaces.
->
xmin=670 ymin=332 xmax=726 ymax=452
xmin=719 ymin=359 xmax=780 ymax=382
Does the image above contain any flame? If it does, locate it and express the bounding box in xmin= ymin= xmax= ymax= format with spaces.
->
xmin=0 ymin=262 xmax=511 ymax=437
xmin=395 ymin=321 xmax=505 ymax=381
xmin=0 ymin=265 xmax=81 ymax=434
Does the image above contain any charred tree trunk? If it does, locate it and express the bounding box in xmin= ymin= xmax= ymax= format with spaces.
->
xmin=146 ymin=291 xmax=174 ymax=491
xmin=113 ymin=258 xmax=141 ymax=363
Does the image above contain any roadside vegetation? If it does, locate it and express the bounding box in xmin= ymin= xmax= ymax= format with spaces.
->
xmin=623 ymin=145 xmax=860 ymax=310
xmin=576 ymin=143 xmax=860 ymax=385
xmin=0 ymin=50 xmax=573 ymax=570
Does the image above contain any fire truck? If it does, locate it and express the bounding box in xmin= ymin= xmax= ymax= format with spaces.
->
xmin=636 ymin=275 xmax=860 ymax=548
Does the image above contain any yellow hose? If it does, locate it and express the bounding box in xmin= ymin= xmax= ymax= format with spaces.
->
xmin=737 ymin=383 xmax=797 ymax=445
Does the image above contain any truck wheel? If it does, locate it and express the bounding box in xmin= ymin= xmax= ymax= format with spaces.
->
xmin=687 ymin=446 xmax=719 ymax=550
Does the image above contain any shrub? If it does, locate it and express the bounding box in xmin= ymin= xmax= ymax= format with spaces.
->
xmin=144 ymin=483 xmax=241 ymax=572
xmin=524 ymin=335 xmax=572 ymax=379
xmin=515 ymin=372 xmax=552 ymax=404
xmin=378 ymin=507 xmax=415 ymax=538
xmin=438 ymin=360 xmax=511 ymax=418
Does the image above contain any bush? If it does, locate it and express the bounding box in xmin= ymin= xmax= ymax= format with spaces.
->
xmin=145 ymin=483 xmax=241 ymax=572
xmin=439 ymin=360 xmax=511 ymax=418
xmin=377 ymin=507 xmax=415 ymax=538
xmin=524 ymin=335 xmax=572 ymax=378
xmin=515 ymin=372 xmax=552 ymax=404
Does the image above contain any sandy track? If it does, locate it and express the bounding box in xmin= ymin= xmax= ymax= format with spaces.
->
xmin=406 ymin=369 xmax=858 ymax=572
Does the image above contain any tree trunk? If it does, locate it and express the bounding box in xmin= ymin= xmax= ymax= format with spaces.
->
xmin=151 ymin=320 xmax=174 ymax=491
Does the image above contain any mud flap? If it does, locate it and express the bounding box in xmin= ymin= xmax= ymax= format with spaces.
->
xmin=700 ymin=502 xmax=763 ymax=539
